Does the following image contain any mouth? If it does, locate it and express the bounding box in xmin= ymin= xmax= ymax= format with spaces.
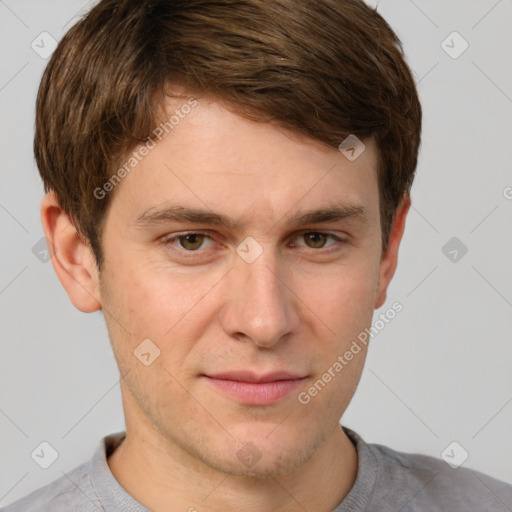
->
xmin=202 ymin=371 xmax=309 ymax=406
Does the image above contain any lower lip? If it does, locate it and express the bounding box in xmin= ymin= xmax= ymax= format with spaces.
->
xmin=203 ymin=376 xmax=307 ymax=406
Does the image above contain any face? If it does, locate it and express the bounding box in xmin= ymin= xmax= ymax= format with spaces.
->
xmin=91 ymin=95 xmax=395 ymax=478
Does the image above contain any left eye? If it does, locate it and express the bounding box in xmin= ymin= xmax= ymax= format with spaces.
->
xmin=292 ymin=232 xmax=341 ymax=249
xmin=162 ymin=231 xmax=342 ymax=253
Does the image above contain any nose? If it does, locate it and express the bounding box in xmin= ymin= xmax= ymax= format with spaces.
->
xmin=219 ymin=248 xmax=299 ymax=348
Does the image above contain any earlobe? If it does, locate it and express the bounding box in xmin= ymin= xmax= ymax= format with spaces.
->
xmin=374 ymin=194 xmax=411 ymax=309
xmin=40 ymin=191 xmax=102 ymax=313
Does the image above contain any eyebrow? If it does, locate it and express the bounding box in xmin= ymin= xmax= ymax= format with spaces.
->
xmin=134 ymin=202 xmax=368 ymax=231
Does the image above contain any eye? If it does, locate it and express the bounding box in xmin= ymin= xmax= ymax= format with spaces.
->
xmin=162 ymin=232 xmax=214 ymax=252
xmin=161 ymin=230 xmax=346 ymax=258
xmin=292 ymin=231 xmax=344 ymax=250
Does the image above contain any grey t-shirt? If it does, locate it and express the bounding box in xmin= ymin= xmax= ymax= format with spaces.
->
xmin=3 ymin=426 xmax=511 ymax=511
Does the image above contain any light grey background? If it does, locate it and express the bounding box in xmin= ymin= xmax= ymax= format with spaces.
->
xmin=1 ymin=0 xmax=511 ymax=506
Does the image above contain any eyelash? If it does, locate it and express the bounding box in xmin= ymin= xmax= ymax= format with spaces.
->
xmin=161 ymin=231 xmax=347 ymax=258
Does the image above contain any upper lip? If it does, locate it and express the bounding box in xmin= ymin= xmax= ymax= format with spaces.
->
xmin=204 ymin=371 xmax=307 ymax=383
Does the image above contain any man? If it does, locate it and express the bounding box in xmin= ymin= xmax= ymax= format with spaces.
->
xmin=4 ymin=0 xmax=511 ymax=510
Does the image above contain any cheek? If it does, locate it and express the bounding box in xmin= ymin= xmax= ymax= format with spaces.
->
xmin=297 ymin=259 xmax=379 ymax=339
xmin=109 ymin=258 xmax=200 ymax=328
xmin=102 ymin=258 xmax=225 ymax=365
xmin=298 ymin=274 xmax=373 ymax=412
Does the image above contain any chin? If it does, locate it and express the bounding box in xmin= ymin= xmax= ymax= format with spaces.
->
xmin=206 ymin=423 xmax=319 ymax=479
xmin=215 ymin=445 xmax=312 ymax=480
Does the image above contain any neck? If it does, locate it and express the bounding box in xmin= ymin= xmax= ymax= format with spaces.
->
xmin=108 ymin=421 xmax=358 ymax=512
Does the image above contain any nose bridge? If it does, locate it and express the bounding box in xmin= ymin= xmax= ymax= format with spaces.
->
xmin=222 ymin=245 xmax=296 ymax=346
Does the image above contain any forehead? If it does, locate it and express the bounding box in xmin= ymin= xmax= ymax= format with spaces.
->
xmin=107 ymin=96 xmax=380 ymax=230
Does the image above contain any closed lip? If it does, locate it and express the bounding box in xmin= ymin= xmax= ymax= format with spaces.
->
xmin=203 ymin=371 xmax=308 ymax=383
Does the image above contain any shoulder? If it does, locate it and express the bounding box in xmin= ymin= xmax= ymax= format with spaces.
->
xmin=369 ymin=441 xmax=512 ymax=511
xmin=1 ymin=461 xmax=101 ymax=512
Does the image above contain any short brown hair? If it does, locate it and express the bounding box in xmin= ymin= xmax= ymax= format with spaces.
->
xmin=35 ymin=0 xmax=421 ymax=269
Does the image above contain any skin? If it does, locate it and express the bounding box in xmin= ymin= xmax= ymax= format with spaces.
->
xmin=41 ymin=94 xmax=410 ymax=512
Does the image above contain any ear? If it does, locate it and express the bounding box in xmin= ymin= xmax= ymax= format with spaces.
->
xmin=374 ymin=194 xmax=411 ymax=309
xmin=40 ymin=191 xmax=102 ymax=312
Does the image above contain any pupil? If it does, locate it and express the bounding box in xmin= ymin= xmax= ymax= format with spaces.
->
xmin=307 ymin=232 xmax=325 ymax=247
xmin=183 ymin=234 xmax=202 ymax=250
